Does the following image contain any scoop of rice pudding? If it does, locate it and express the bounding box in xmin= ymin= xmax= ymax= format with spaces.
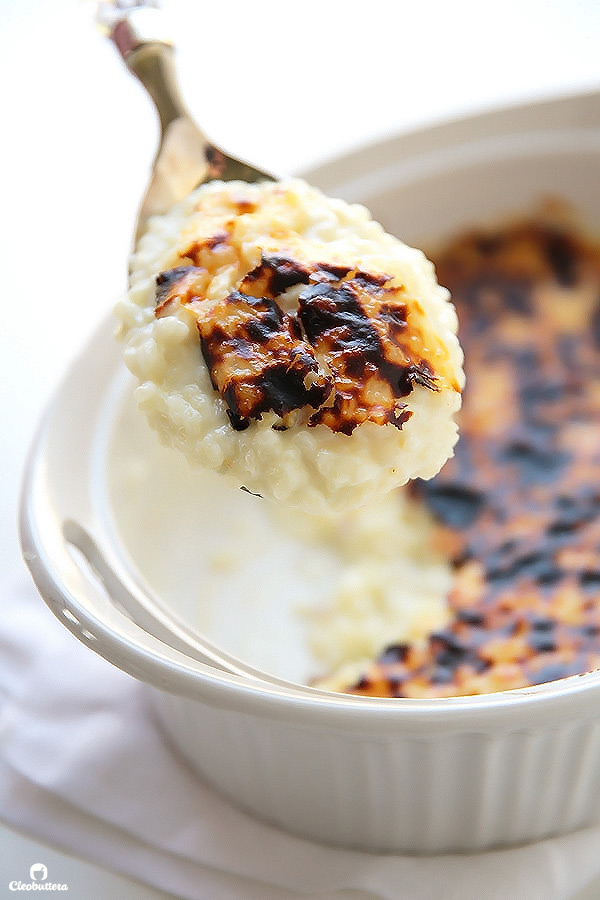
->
xmin=117 ymin=179 xmax=464 ymax=511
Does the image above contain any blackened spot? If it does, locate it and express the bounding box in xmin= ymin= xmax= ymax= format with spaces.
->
xmin=499 ymin=539 xmax=519 ymax=555
xmin=199 ymin=288 xmax=334 ymax=426
xmin=430 ymin=665 xmax=454 ymax=684
xmin=431 ymin=631 xmax=471 ymax=671
xmin=484 ymin=541 xmax=519 ymax=575
xmin=289 ymin=317 xmax=302 ymax=340
xmin=547 ymin=519 xmax=578 ymax=538
xmin=528 ymin=615 xmax=555 ymax=631
xmin=300 ymin=283 xmax=382 ymax=358
xmin=226 ymin=409 xmax=249 ymax=431
xmin=262 ymin=367 xmax=309 ymax=415
xmin=528 ymin=633 xmax=557 ymax=653
xmin=512 ymin=347 xmax=540 ymax=372
xmin=499 ymin=440 xmax=568 ymax=485
xmin=520 ymin=380 xmax=565 ymax=407
xmin=344 ymin=351 xmax=368 ymax=379
xmin=555 ymin=493 xmax=600 ymax=529
xmin=488 ymin=551 xmax=556 ymax=585
xmin=394 ymin=369 xmax=414 ymax=396
xmin=484 ymin=567 xmax=514 ymax=587
xmin=591 ymin=303 xmax=600 ymax=351
xmin=353 ymin=271 xmax=390 ymax=289
xmin=537 ymin=568 xmax=564 ymax=588
xmin=556 ymin=494 xmax=577 ymax=511
xmin=580 ymin=571 xmax=600 ymax=592
xmin=558 ymin=334 xmax=581 ymax=367
xmin=420 ymin=483 xmax=486 ymax=529
xmin=259 ymin=254 xmax=311 ymax=294
xmin=462 ymin=275 xmax=532 ymax=317
xmin=379 ymin=644 xmax=409 ymax=664
xmin=202 ymin=232 xmax=229 ymax=251
xmin=456 ymin=608 xmax=485 ymax=626
xmin=460 ymin=284 xmax=493 ymax=333
xmin=529 ymin=663 xmax=573 ymax=685
xmin=386 ymin=672 xmax=408 ymax=691
xmin=484 ymin=568 xmax=515 ymax=590
xmin=503 ymin=281 xmax=534 ymax=315
xmin=155 ymin=266 xmax=200 ymax=305
xmin=475 ymin=234 xmax=504 ymax=255
xmin=379 ymin=302 xmax=408 ymax=338
xmin=407 ymin=362 xmax=439 ymax=392
xmin=337 ymin=420 xmax=356 ymax=437
xmin=245 ymin=308 xmax=282 ymax=343
xmin=314 ymin=262 xmax=353 ymax=281
xmin=545 ymin=230 xmax=579 ymax=287
xmin=472 ymin=656 xmax=491 ymax=673
xmin=435 ymin=648 xmax=466 ymax=671
xmin=432 ymin=629 xmax=468 ymax=651
xmin=394 ymin=364 xmax=438 ymax=395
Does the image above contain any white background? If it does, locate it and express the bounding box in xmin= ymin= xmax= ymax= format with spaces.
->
xmin=1 ymin=0 xmax=600 ymax=896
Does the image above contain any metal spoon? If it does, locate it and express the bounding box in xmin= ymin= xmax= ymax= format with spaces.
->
xmin=98 ymin=1 xmax=275 ymax=244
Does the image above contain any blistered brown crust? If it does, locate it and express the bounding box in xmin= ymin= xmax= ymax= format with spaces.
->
xmin=154 ymin=248 xmax=457 ymax=433
xmin=198 ymin=290 xmax=333 ymax=430
xmin=300 ymin=272 xmax=444 ymax=434
xmin=155 ymin=265 xmax=207 ymax=316
xmin=347 ymin=212 xmax=600 ymax=698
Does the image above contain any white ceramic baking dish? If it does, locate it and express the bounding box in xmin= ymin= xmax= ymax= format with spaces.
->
xmin=20 ymin=89 xmax=600 ymax=854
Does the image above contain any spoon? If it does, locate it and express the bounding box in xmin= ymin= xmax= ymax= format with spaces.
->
xmin=98 ymin=0 xmax=275 ymax=244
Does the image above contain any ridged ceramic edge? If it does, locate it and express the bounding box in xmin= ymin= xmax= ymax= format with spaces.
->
xmin=152 ymin=690 xmax=600 ymax=853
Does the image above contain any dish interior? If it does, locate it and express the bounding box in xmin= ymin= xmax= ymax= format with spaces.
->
xmin=99 ymin=94 xmax=600 ymax=691
xmin=103 ymin=382 xmax=336 ymax=684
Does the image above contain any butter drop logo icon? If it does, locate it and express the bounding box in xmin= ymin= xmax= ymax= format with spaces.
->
xmin=29 ymin=864 xmax=48 ymax=883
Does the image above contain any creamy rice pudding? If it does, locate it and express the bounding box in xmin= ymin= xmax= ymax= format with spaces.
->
xmin=116 ymin=178 xmax=463 ymax=512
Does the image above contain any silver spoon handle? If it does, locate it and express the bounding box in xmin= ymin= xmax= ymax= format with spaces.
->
xmin=97 ymin=1 xmax=273 ymax=238
xmin=99 ymin=3 xmax=198 ymax=138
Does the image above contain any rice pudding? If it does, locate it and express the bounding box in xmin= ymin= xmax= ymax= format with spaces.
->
xmin=325 ymin=204 xmax=600 ymax=697
xmin=116 ymin=178 xmax=463 ymax=512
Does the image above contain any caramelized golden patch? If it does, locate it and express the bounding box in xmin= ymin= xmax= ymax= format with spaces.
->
xmin=347 ymin=212 xmax=600 ymax=698
xmin=300 ymin=271 xmax=455 ymax=435
xmin=155 ymin=266 xmax=207 ymax=316
xmin=178 ymin=230 xmax=238 ymax=275
xmin=197 ymin=290 xmax=333 ymax=431
xmin=154 ymin=251 xmax=455 ymax=433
